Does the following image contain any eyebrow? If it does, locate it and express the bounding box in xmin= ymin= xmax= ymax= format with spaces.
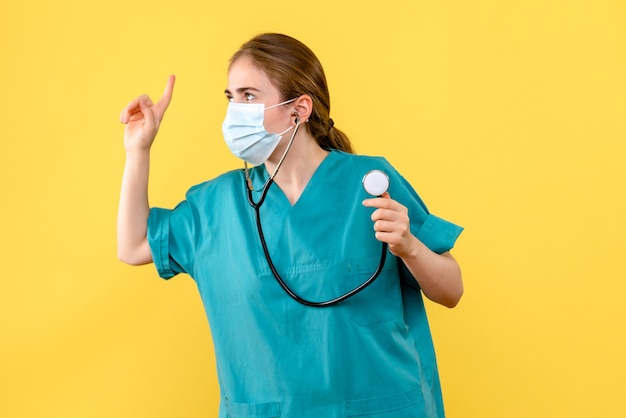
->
xmin=224 ymin=87 xmax=262 ymax=95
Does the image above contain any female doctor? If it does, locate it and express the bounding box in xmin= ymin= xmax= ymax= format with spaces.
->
xmin=118 ymin=33 xmax=463 ymax=418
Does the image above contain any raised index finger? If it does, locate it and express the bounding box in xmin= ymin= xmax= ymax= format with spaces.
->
xmin=153 ymin=74 xmax=176 ymax=118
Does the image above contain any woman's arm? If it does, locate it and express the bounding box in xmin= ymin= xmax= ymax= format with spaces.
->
xmin=117 ymin=150 xmax=152 ymax=265
xmin=117 ymin=76 xmax=175 ymax=265
xmin=395 ymin=239 xmax=463 ymax=308
xmin=363 ymin=192 xmax=463 ymax=308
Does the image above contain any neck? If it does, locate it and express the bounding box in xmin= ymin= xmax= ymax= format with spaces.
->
xmin=264 ymin=130 xmax=329 ymax=204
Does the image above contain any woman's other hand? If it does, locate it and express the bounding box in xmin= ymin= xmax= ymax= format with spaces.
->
xmin=363 ymin=192 xmax=414 ymax=258
xmin=120 ymin=75 xmax=175 ymax=152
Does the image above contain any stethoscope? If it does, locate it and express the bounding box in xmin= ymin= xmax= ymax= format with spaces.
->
xmin=244 ymin=116 xmax=391 ymax=307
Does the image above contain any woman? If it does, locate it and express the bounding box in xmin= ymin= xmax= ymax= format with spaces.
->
xmin=118 ymin=33 xmax=463 ymax=418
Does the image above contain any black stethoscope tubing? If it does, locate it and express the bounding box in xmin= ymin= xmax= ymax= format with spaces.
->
xmin=246 ymin=175 xmax=389 ymax=308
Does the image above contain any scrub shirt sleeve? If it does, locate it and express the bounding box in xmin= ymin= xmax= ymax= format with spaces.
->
xmin=415 ymin=213 xmax=464 ymax=254
xmin=147 ymin=200 xmax=197 ymax=279
xmin=385 ymin=163 xmax=463 ymax=254
xmin=386 ymin=165 xmax=463 ymax=292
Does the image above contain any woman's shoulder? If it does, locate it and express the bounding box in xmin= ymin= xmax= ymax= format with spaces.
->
xmin=185 ymin=169 xmax=244 ymax=199
xmin=331 ymin=149 xmax=395 ymax=171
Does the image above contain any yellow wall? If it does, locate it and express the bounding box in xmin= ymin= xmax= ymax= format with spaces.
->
xmin=1 ymin=0 xmax=625 ymax=417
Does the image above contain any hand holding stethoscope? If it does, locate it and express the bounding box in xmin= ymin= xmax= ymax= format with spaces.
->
xmin=362 ymin=173 xmax=414 ymax=260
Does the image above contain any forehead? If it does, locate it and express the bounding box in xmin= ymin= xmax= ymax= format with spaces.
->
xmin=226 ymin=55 xmax=278 ymax=94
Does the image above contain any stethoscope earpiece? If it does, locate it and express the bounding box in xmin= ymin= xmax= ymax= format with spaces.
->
xmin=362 ymin=170 xmax=390 ymax=197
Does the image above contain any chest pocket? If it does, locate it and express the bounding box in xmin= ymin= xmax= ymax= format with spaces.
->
xmin=344 ymin=254 xmax=403 ymax=326
xmin=224 ymin=398 xmax=281 ymax=418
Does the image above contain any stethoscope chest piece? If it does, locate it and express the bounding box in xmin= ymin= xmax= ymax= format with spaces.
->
xmin=362 ymin=170 xmax=390 ymax=196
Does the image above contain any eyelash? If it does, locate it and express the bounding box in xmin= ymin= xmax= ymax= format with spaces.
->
xmin=226 ymin=92 xmax=256 ymax=102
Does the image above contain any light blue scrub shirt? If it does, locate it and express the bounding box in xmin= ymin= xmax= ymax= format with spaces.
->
xmin=148 ymin=150 xmax=463 ymax=418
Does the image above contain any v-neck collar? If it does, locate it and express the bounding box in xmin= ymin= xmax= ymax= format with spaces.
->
xmin=248 ymin=150 xmax=338 ymax=209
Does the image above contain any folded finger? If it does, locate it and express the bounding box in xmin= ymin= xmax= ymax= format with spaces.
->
xmin=121 ymin=94 xmax=152 ymax=123
xmin=374 ymin=219 xmax=394 ymax=232
xmin=371 ymin=208 xmax=398 ymax=222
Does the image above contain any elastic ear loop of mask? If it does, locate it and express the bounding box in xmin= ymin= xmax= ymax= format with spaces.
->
xmin=244 ymin=115 xmax=301 ymax=193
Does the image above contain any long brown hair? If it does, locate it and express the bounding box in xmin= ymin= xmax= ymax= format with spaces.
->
xmin=229 ymin=33 xmax=354 ymax=153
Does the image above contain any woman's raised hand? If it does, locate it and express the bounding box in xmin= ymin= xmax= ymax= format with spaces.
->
xmin=120 ymin=75 xmax=175 ymax=152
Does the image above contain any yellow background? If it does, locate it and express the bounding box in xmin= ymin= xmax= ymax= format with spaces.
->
xmin=1 ymin=0 xmax=625 ymax=417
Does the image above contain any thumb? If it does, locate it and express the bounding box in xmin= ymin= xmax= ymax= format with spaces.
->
xmin=139 ymin=98 xmax=157 ymax=132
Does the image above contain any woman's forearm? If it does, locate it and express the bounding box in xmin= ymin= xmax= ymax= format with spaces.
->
xmin=401 ymin=236 xmax=463 ymax=308
xmin=117 ymin=150 xmax=153 ymax=265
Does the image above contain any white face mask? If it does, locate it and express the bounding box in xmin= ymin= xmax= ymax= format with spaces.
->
xmin=222 ymin=98 xmax=296 ymax=166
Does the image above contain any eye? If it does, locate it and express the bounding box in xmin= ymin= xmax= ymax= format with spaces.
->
xmin=244 ymin=92 xmax=256 ymax=102
xmin=225 ymin=94 xmax=233 ymax=102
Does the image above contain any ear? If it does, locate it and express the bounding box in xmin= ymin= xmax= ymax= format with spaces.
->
xmin=292 ymin=95 xmax=313 ymax=124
